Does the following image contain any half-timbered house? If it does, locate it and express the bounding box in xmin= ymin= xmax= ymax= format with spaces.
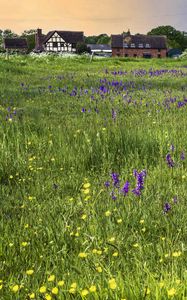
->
xmin=34 ymin=29 xmax=84 ymax=53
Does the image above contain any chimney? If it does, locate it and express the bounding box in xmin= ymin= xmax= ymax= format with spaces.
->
xmin=35 ymin=28 xmax=44 ymax=52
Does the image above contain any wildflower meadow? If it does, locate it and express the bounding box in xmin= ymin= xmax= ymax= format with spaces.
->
xmin=0 ymin=54 xmax=187 ymax=300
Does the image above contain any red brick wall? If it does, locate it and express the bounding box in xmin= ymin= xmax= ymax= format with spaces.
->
xmin=112 ymin=48 xmax=167 ymax=58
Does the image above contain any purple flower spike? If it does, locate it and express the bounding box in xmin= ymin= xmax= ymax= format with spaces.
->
xmin=111 ymin=173 xmax=120 ymax=188
xmin=173 ymin=196 xmax=178 ymax=204
xmin=163 ymin=202 xmax=171 ymax=214
xmin=110 ymin=191 xmax=117 ymax=200
xmin=166 ymin=154 xmax=174 ymax=168
xmin=121 ymin=181 xmax=130 ymax=196
xmin=104 ymin=181 xmax=110 ymax=188
xmin=170 ymin=144 xmax=175 ymax=152
xmin=180 ymin=151 xmax=185 ymax=161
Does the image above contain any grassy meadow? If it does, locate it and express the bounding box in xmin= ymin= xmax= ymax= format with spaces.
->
xmin=0 ymin=54 xmax=187 ymax=300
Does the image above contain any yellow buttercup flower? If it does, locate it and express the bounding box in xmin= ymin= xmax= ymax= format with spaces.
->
xmin=108 ymin=237 xmax=115 ymax=243
xmin=83 ymin=188 xmax=90 ymax=195
xmin=48 ymin=274 xmax=55 ymax=282
xmin=39 ymin=286 xmax=47 ymax=293
xmin=117 ymin=219 xmax=122 ymax=224
xmin=81 ymin=214 xmax=87 ymax=220
xmin=0 ymin=285 xmax=3 ymax=290
xmin=78 ymin=252 xmax=87 ymax=258
xmin=51 ymin=287 xmax=58 ymax=295
xmin=96 ymin=266 xmax=102 ymax=273
xmin=89 ymin=285 xmax=96 ymax=292
xmin=58 ymin=280 xmax=65 ymax=287
xmin=29 ymin=293 xmax=35 ymax=299
xmin=83 ymin=183 xmax=91 ymax=189
xmin=81 ymin=289 xmax=89 ymax=297
xmin=45 ymin=294 xmax=52 ymax=300
xmin=26 ymin=269 xmax=34 ymax=275
xmin=105 ymin=210 xmax=111 ymax=217
xmin=11 ymin=285 xmax=19 ymax=293
xmin=109 ymin=278 xmax=117 ymax=290
xmin=172 ymin=251 xmax=182 ymax=257
xmin=167 ymin=288 xmax=176 ymax=297
xmin=112 ymin=252 xmax=119 ymax=257
xmin=21 ymin=241 xmax=28 ymax=247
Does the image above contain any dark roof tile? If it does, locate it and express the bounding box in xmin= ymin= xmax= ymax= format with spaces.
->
xmin=111 ymin=34 xmax=167 ymax=49
xmin=4 ymin=38 xmax=28 ymax=49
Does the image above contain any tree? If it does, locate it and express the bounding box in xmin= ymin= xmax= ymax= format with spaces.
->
xmin=76 ymin=42 xmax=90 ymax=54
xmin=3 ymin=29 xmax=18 ymax=38
xmin=21 ymin=29 xmax=37 ymax=52
xmin=147 ymin=25 xmax=186 ymax=50
xmin=85 ymin=34 xmax=111 ymax=45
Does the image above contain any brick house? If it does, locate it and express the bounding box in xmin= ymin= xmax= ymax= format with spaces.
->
xmin=111 ymin=33 xmax=167 ymax=58
xmin=34 ymin=29 xmax=84 ymax=53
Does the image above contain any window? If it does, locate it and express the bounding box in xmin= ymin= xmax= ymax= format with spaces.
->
xmin=72 ymin=43 xmax=76 ymax=48
xmin=131 ymin=43 xmax=135 ymax=48
xmin=60 ymin=42 xmax=65 ymax=47
xmin=125 ymin=53 xmax=129 ymax=57
xmin=145 ymin=43 xmax=150 ymax=48
xmin=138 ymin=44 xmax=143 ymax=48
xmin=53 ymin=42 xmax=58 ymax=48
xmin=123 ymin=43 xmax=128 ymax=48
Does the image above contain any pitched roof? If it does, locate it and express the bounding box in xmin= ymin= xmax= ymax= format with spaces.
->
xmin=43 ymin=31 xmax=84 ymax=44
xmin=111 ymin=34 xmax=167 ymax=49
xmin=4 ymin=38 xmax=28 ymax=49
xmin=87 ymin=44 xmax=112 ymax=51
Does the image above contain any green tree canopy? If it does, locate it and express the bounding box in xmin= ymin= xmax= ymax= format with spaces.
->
xmin=85 ymin=34 xmax=110 ymax=45
xmin=21 ymin=29 xmax=37 ymax=52
xmin=147 ymin=25 xmax=187 ymax=50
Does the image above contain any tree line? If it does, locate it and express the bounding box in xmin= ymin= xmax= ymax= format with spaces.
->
xmin=0 ymin=26 xmax=186 ymax=53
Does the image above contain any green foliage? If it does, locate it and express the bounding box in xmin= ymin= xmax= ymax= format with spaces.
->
xmin=21 ymin=29 xmax=37 ymax=53
xmin=85 ymin=33 xmax=111 ymax=44
xmin=147 ymin=25 xmax=187 ymax=50
xmin=76 ymin=42 xmax=90 ymax=54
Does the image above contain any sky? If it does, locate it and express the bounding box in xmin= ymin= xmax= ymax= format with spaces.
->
xmin=0 ymin=0 xmax=187 ymax=35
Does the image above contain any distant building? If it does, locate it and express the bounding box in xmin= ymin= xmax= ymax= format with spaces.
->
xmin=111 ymin=33 xmax=167 ymax=58
xmin=4 ymin=38 xmax=28 ymax=52
xmin=34 ymin=29 xmax=84 ymax=53
xmin=87 ymin=44 xmax=112 ymax=56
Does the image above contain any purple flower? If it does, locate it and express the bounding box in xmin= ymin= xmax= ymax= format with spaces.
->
xmin=111 ymin=173 xmax=120 ymax=188
xmin=170 ymin=144 xmax=175 ymax=152
xmin=121 ymin=181 xmax=130 ymax=196
xmin=163 ymin=202 xmax=171 ymax=214
xmin=173 ymin=196 xmax=178 ymax=204
xmin=132 ymin=169 xmax=147 ymax=196
xmin=81 ymin=108 xmax=86 ymax=113
xmin=110 ymin=191 xmax=117 ymax=200
xmin=166 ymin=154 xmax=174 ymax=168
xmin=180 ymin=151 xmax=185 ymax=160
xmin=104 ymin=181 xmax=110 ymax=188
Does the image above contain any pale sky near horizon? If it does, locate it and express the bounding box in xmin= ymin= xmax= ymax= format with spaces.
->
xmin=0 ymin=0 xmax=187 ymax=35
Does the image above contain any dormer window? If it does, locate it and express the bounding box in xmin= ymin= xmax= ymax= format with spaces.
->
xmin=131 ymin=43 xmax=135 ymax=48
xmin=145 ymin=43 xmax=150 ymax=48
xmin=138 ymin=43 xmax=143 ymax=48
